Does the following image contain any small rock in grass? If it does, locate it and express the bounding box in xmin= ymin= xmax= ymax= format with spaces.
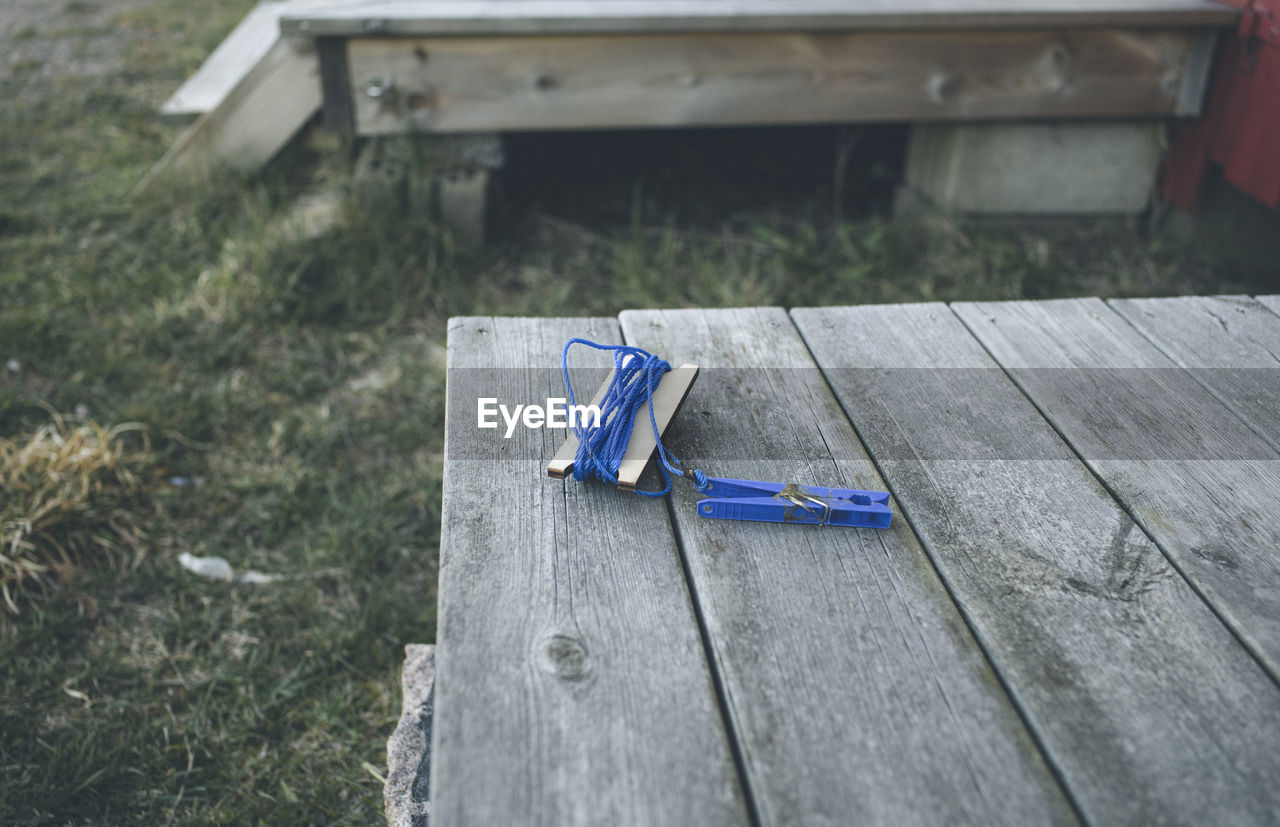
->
xmin=178 ymin=553 xmax=281 ymax=584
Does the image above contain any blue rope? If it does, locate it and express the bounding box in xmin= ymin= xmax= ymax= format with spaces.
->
xmin=561 ymin=338 xmax=708 ymax=497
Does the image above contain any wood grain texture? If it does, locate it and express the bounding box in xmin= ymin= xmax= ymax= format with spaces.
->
xmin=144 ymin=38 xmax=320 ymax=184
xmin=1110 ymin=295 xmax=1280 ymax=453
xmin=618 ymin=308 xmax=1075 ymax=827
xmin=282 ymin=0 xmax=1237 ymax=37
xmin=161 ymin=1 xmax=284 ymax=119
xmin=435 ymin=317 xmax=747 ymax=825
xmin=316 ymin=35 xmax=355 ymax=132
xmin=793 ymin=302 xmax=1280 ymax=825
xmin=346 ymin=28 xmax=1201 ymax=135
xmin=547 ymin=366 xmax=616 ymax=479
xmin=952 ymin=297 xmax=1280 ymax=682
xmin=162 ymin=0 xmax=379 ymax=119
xmin=1257 ymin=294 xmax=1280 ymax=315
xmin=617 ymin=363 xmax=699 ymax=490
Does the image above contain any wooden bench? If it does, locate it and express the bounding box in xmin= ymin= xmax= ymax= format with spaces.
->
xmin=285 ymin=0 xmax=1233 ymax=135
xmin=408 ymin=296 xmax=1280 ymax=824
xmin=155 ymin=1 xmax=1237 ymax=217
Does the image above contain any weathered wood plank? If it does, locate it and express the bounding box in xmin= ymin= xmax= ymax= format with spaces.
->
xmin=346 ymin=28 xmax=1204 ymax=135
xmin=618 ymin=308 xmax=1075 ymax=826
xmin=546 ymin=366 xmax=616 ymax=479
xmin=315 ymin=36 xmax=355 ymax=132
xmin=1257 ymin=294 xmax=1280 ymax=315
xmin=952 ymin=297 xmax=1280 ymax=682
xmin=1110 ymin=295 xmax=1280 ymax=453
xmin=161 ymin=0 xmax=373 ymax=119
xmin=144 ymin=37 xmax=321 ymax=183
xmin=435 ymin=317 xmax=747 ymax=825
xmin=793 ymin=303 xmax=1280 ymax=825
xmin=161 ymin=0 xmax=286 ymax=120
xmin=282 ymin=0 xmax=1237 ymax=38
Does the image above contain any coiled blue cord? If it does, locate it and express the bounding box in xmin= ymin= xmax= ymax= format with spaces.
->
xmin=561 ymin=338 xmax=708 ymax=497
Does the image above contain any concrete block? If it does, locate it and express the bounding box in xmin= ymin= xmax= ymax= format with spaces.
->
xmin=900 ymin=121 xmax=1163 ymax=215
xmin=434 ymin=168 xmax=489 ymax=250
xmin=354 ymin=134 xmax=502 ymax=248
xmin=385 ymin=643 xmax=434 ymax=827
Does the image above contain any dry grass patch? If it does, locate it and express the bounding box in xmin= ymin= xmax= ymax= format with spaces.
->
xmin=0 ymin=412 xmax=154 ymax=616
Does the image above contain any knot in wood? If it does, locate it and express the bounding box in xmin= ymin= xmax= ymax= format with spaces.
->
xmin=1032 ymin=44 xmax=1074 ymax=94
xmin=927 ymin=72 xmax=962 ymax=104
xmin=541 ymin=634 xmax=590 ymax=681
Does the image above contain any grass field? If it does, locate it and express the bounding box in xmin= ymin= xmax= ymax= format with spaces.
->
xmin=2 ymin=1 xmax=1278 ymax=823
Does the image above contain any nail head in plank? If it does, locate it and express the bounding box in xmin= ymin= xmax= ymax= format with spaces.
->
xmin=619 ymin=307 xmax=1075 ymax=826
xmin=952 ymin=297 xmax=1280 ymax=682
xmin=794 ymin=302 xmax=1280 ymax=825
xmin=437 ymin=316 xmax=748 ymax=824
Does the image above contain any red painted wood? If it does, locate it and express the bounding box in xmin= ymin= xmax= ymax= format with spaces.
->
xmin=1219 ymin=43 xmax=1280 ymax=205
xmin=1161 ymin=0 xmax=1280 ymax=210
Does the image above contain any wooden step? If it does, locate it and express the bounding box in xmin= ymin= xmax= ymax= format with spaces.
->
xmin=281 ymin=0 xmax=1238 ymax=37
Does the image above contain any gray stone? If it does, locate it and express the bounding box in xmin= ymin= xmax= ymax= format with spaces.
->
xmin=434 ymin=167 xmax=489 ymax=250
xmin=385 ymin=643 xmax=435 ymax=827
xmin=353 ymin=134 xmax=500 ymax=247
xmin=900 ymin=121 xmax=1163 ymax=215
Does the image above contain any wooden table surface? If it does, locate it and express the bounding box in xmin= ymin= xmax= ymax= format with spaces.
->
xmin=433 ymin=297 xmax=1280 ymax=825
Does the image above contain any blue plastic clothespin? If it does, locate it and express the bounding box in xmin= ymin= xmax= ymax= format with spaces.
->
xmin=695 ymin=477 xmax=892 ymax=529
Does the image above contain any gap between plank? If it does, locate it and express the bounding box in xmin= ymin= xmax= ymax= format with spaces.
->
xmin=948 ymin=301 xmax=1280 ymax=692
xmin=613 ymin=326 xmax=764 ymax=827
xmin=788 ymin=309 xmax=1089 ymax=826
xmin=659 ymin=490 xmax=764 ymax=827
